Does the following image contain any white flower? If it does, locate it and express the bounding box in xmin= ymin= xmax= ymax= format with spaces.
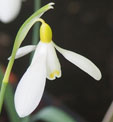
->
xmin=13 ymin=19 xmax=102 ymax=117
xmin=0 ymin=0 xmax=22 ymax=23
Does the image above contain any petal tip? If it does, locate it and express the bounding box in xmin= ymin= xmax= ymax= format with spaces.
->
xmin=14 ymin=97 xmax=31 ymax=118
xmin=95 ymin=71 xmax=102 ymax=81
xmin=47 ymin=70 xmax=62 ymax=80
xmin=17 ymin=111 xmax=27 ymax=118
xmin=91 ymin=68 xmax=102 ymax=81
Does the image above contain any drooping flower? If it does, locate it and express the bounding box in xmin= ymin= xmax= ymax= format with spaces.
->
xmin=13 ymin=19 xmax=102 ymax=117
xmin=0 ymin=0 xmax=22 ymax=23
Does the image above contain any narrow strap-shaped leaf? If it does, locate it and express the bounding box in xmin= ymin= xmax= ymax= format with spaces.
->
xmin=22 ymin=116 xmax=31 ymax=122
xmin=0 ymin=67 xmax=21 ymax=122
xmin=31 ymin=106 xmax=76 ymax=122
xmin=4 ymin=84 xmax=21 ymax=122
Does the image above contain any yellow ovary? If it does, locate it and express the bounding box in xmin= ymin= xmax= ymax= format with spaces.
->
xmin=40 ymin=22 xmax=52 ymax=43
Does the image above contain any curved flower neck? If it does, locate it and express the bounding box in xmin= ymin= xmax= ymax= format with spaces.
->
xmin=39 ymin=18 xmax=52 ymax=43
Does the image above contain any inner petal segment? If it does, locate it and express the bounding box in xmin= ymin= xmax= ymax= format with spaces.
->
xmin=46 ymin=42 xmax=61 ymax=80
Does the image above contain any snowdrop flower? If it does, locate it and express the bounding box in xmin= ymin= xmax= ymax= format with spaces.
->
xmin=14 ymin=19 xmax=102 ymax=117
xmin=0 ymin=0 xmax=22 ymax=23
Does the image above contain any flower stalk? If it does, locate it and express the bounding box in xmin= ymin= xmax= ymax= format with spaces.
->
xmin=0 ymin=54 xmax=15 ymax=113
xmin=0 ymin=2 xmax=54 ymax=114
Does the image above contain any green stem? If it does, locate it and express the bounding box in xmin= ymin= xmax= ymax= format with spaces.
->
xmin=30 ymin=0 xmax=41 ymax=62
xmin=2 ymin=56 xmax=15 ymax=84
xmin=33 ymin=0 xmax=41 ymax=44
xmin=0 ymin=56 xmax=15 ymax=113
xmin=0 ymin=82 xmax=7 ymax=112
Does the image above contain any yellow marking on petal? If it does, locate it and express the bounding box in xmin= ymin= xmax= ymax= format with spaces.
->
xmin=40 ymin=21 xmax=52 ymax=43
xmin=50 ymin=70 xmax=60 ymax=79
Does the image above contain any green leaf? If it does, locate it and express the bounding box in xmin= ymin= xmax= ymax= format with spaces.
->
xmin=4 ymin=84 xmax=21 ymax=122
xmin=22 ymin=116 xmax=31 ymax=122
xmin=0 ymin=67 xmax=20 ymax=122
xmin=31 ymin=106 xmax=76 ymax=122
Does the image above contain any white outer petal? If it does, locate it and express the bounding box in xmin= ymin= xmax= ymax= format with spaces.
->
xmin=46 ymin=42 xmax=61 ymax=80
xmin=53 ymin=42 xmax=102 ymax=81
xmin=8 ymin=45 xmax=36 ymax=60
xmin=0 ymin=0 xmax=22 ymax=23
xmin=14 ymin=42 xmax=48 ymax=117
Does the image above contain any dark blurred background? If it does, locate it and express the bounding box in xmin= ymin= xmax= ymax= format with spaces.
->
xmin=1 ymin=0 xmax=113 ymax=122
